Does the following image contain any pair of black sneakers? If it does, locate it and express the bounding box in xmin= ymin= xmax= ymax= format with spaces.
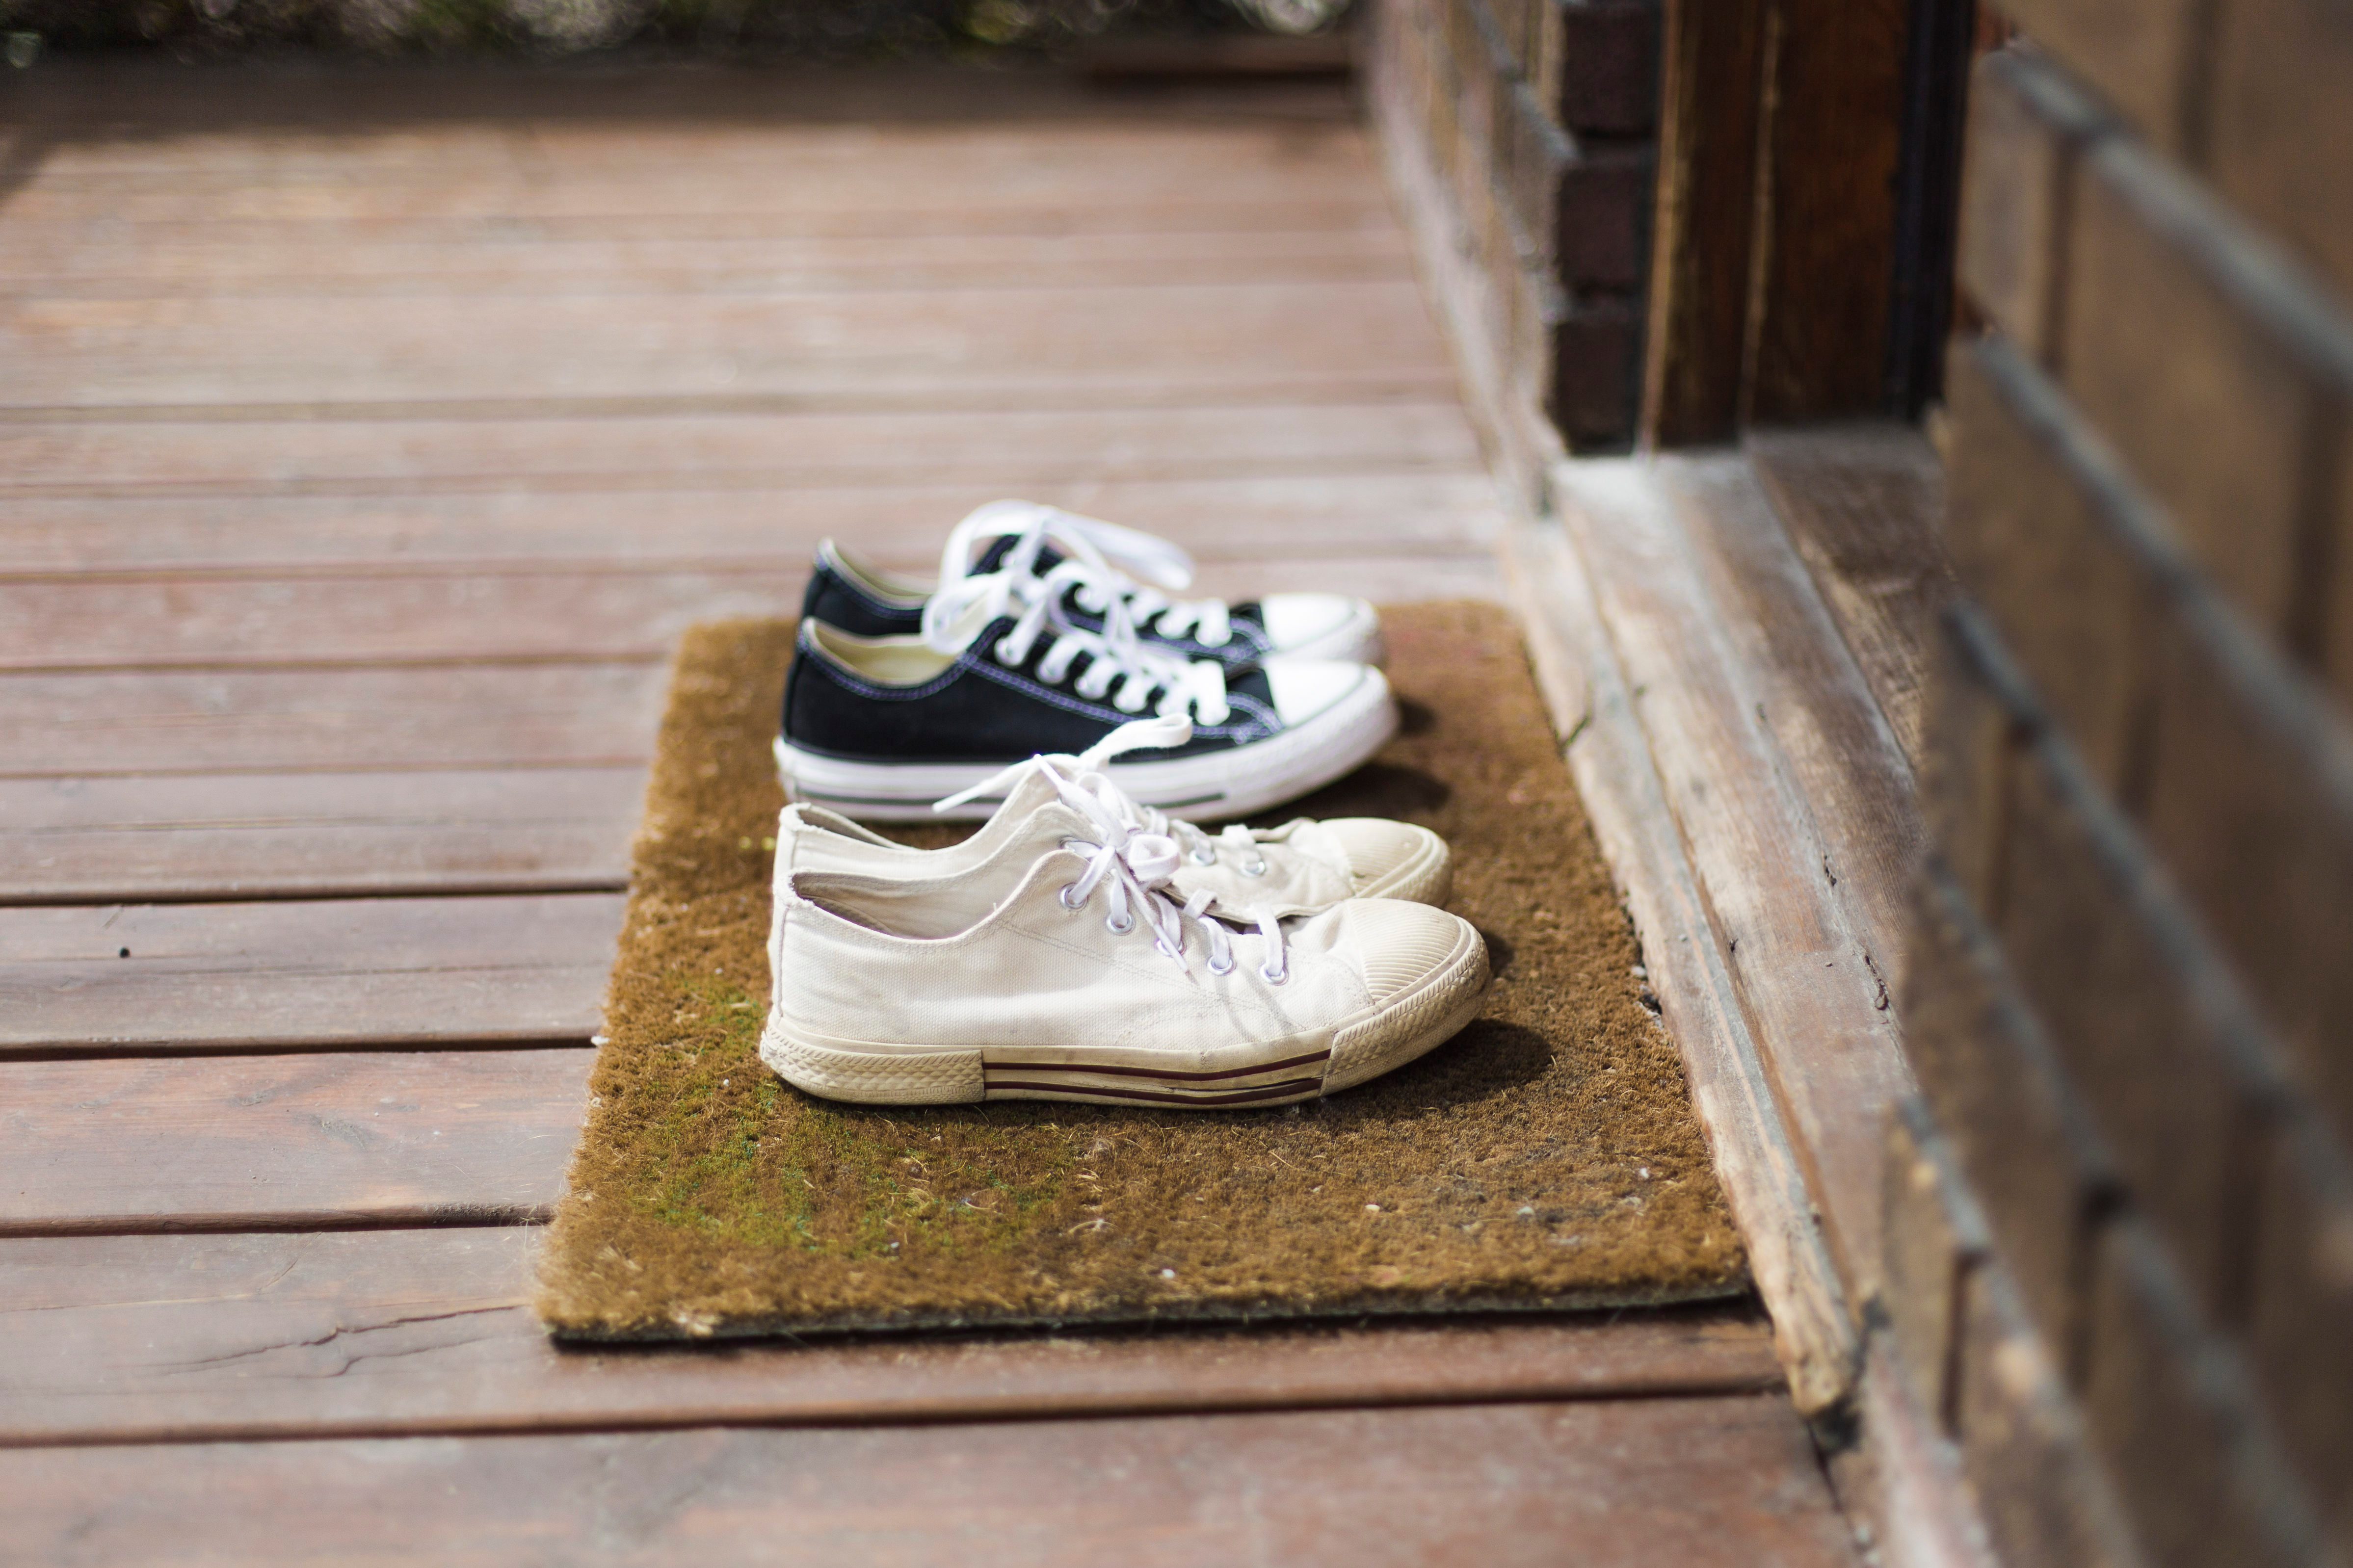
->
xmin=778 ymin=501 xmax=1395 ymax=821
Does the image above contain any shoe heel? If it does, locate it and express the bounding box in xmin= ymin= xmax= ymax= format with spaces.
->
xmin=758 ymin=1016 xmax=985 ymax=1105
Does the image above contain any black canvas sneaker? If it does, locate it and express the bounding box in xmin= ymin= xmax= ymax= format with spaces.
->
xmin=801 ymin=499 xmax=1384 ymax=670
xmin=778 ymin=564 xmax=1395 ymax=822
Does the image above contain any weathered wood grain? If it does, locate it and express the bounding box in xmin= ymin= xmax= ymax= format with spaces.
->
xmin=1500 ymin=517 xmax=1861 ymax=1417
xmin=0 ymin=403 xmax=1482 ymax=494
xmin=1747 ymin=423 xmax=1954 ymax=770
xmin=0 ymin=1048 xmax=591 ymax=1234
xmin=0 ymin=769 xmax=643 ymax=903
xmin=0 ymin=894 xmax=622 ymax=1052
xmin=0 ymin=284 xmax=1453 ymax=410
xmin=0 ymin=1225 xmax=1783 ymax=1443
xmin=0 ymin=571 xmax=808 ymax=671
xmin=0 ymin=557 xmax=1500 ymax=672
xmin=1665 ymin=454 xmax=1924 ymax=965
xmin=1554 ymin=458 xmax=1915 ymax=1307
xmin=2 ymin=137 xmax=1386 ymax=223
xmin=0 ymin=227 xmax=1414 ymax=301
xmin=0 ymin=662 xmax=670 ymax=776
xmin=1640 ymin=0 xmax=1767 ymax=445
xmin=0 ymin=1396 xmax=1859 ymax=1568
xmin=0 ymin=475 xmax=1506 ymax=576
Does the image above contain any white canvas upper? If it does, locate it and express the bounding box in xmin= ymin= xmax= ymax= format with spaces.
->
xmin=760 ymin=759 xmax=1488 ymax=1108
xmin=778 ymin=730 xmax=1452 ymax=913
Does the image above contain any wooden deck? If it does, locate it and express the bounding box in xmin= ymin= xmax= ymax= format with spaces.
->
xmin=0 ymin=58 xmax=1857 ymax=1564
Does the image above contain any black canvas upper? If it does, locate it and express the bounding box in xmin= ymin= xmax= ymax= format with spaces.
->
xmin=800 ymin=544 xmax=1273 ymax=669
xmin=783 ymin=616 xmax=1283 ymax=766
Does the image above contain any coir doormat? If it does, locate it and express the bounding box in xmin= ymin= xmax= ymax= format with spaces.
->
xmin=537 ymin=601 xmax=1746 ymax=1339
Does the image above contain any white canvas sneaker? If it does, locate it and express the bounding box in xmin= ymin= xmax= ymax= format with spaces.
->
xmin=779 ymin=716 xmax=1452 ymax=913
xmin=778 ymin=564 xmax=1396 ymax=822
xmin=800 ymin=499 xmax=1385 ymax=669
xmin=760 ymin=779 xmax=1489 ymax=1108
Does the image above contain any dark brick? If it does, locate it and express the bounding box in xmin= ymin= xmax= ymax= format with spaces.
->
xmin=1555 ymin=146 xmax=1652 ymax=289
xmin=1552 ymin=0 xmax=1657 ymax=135
xmin=1544 ymin=294 xmax=1639 ymax=447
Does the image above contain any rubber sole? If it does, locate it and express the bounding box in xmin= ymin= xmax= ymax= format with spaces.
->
xmin=777 ymin=664 xmax=1397 ymax=823
xmin=760 ymin=923 xmax=1489 ymax=1109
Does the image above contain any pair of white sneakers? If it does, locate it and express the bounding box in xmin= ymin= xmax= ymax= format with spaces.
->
xmin=761 ymin=717 xmax=1491 ymax=1109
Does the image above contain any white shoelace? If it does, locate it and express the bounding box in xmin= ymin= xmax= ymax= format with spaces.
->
xmin=933 ymin=717 xmax=1288 ymax=983
xmin=922 ymin=557 xmax=1232 ymax=726
xmin=940 ymin=501 xmax=1238 ymax=650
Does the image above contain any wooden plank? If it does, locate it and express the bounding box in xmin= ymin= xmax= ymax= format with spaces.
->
xmin=0 ymin=197 xmax=1402 ymax=258
xmin=1663 ymin=454 xmax=1924 ymax=965
xmin=0 ymin=474 xmax=1508 ymax=576
xmin=1742 ymin=0 xmax=1908 ymax=422
xmin=2208 ymin=0 xmax=2353 ymax=306
xmin=0 ymin=556 xmax=1503 ymax=672
xmin=1500 ymin=517 xmax=1861 ymax=1418
xmin=0 ymin=768 xmax=643 ymax=904
xmin=0 ymin=137 xmax=1388 ymax=223
xmin=2062 ymin=138 xmax=2353 ymax=658
xmin=1639 ymin=0 xmax=1767 ymax=445
xmin=0 ymin=662 xmax=670 ymax=777
xmin=0 ymin=1226 xmax=1783 ymax=1442
xmin=0 ymin=229 xmax=1414 ymax=300
xmin=0 ymin=1048 xmax=590 ymax=1234
xmin=0 ymin=894 xmax=622 ymax=1053
xmin=1553 ymin=457 xmax=1914 ymax=1307
xmin=0 ymin=284 xmax=1454 ymax=410
xmin=0 ymin=403 xmax=1484 ymax=495
xmin=1956 ymin=49 xmax=2113 ymax=366
xmin=0 ymin=570 xmax=808 ymax=672
xmin=0 ymin=1396 xmax=1860 ymax=1568
xmin=1993 ymin=0 xmax=2211 ymax=156
xmin=1746 ymin=423 xmax=1954 ymax=770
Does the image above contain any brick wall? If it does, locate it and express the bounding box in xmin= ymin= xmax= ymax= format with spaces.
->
xmin=1369 ymin=0 xmax=1660 ymax=451
xmin=1891 ymin=27 xmax=2353 ymax=1568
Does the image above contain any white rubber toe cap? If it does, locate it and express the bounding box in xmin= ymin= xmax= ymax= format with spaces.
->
xmin=1257 ymin=594 xmax=1383 ymax=664
xmin=1261 ymin=658 xmax=1383 ymax=726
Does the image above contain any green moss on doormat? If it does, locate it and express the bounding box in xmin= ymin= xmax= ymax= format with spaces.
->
xmin=536 ymin=601 xmax=1747 ymax=1339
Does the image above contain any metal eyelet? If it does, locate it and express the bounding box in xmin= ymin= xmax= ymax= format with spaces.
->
xmin=1190 ymin=849 xmax=1216 ymax=866
xmin=1242 ymin=860 xmax=1269 ymax=877
xmin=1059 ymin=884 xmax=1086 ymax=911
xmin=995 ymin=639 xmax=1023 ymax=665
xmin=1259 ymin=962 xmax=1287 ymax=985
xmin=1208 ymin=955 xmax=1235 ymax=976
xmin=1106 ymin=912 xmax=1135 ymax=934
